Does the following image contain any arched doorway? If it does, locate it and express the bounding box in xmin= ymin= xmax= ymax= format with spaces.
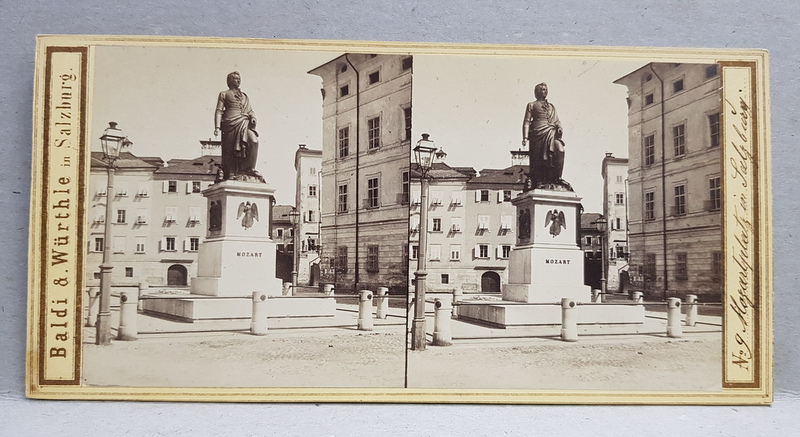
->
xmin=167 ymin=264 xmax=188 ymax=286
xmin=480 ymin=271 xmax=501 ymax=293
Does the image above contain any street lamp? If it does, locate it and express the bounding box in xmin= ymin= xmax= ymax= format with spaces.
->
xmin=288 ymin=207 xmax=301 ymax=294
xmin=411 ymin=133 xmax=447 ymax=351
xmin=96 ymin=121 xmax=130 ymax=345
xmin=594 ymin=215 xmax=608 ymax=299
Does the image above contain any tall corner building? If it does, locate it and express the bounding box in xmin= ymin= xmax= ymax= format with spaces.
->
xmin=601 ymin=153 xmax=629 ymax=292
xmin=293 ymin=144 xmax=322 ymax=285
xmin=614 ymin=62 xmax=723 ymax=300
xmin=309 ymin=54 xmax=413 ymax=293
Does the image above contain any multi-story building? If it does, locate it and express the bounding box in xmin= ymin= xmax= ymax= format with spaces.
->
xmin=614 ymin=62 xmax=722 ymax=300
xmin=272 ymin=204 xmax=296 ymax=283
xmin=294 ymin=144 xmax=322 ymax=285
xmin=601 ymin=153 xmax=630 ymax=292
xmin=579 ymin=212 xmax=603 ymax=290
xmin=309 ymin=53 xmax=413 ymax=293
xmin=409 ymin=153 xmax=526 ymax=294
xmin=87 ymin=148 xmax=217 ymax=287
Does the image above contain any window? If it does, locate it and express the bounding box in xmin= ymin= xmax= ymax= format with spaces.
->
xmin=503 ymin=190 xmax=512 ymax=202
xmin=479 ymin=190 xmax=490 ymax=202
xmin=276 ymin=228 xmax=284 ymax=239
xmin=308 ymin=185 xmax=317 ymax=197
xmin=277 ymin=244 xmax=285 ymax=252
xmin=367 ymin=116 xmax=380 ymax=149
xmin=116 ymin=209 xmax=127 ymax=224
xmin=644 ymin=253 xmax=656 ymax=281
xmin=125 ymin=267 xmax=133 ymax=278
xmin=429 ymin=244 xmax=441 ymax=261
xmin=430 ymin=190 xmax=443 ymax=206
xmin=190 ymin=237 xmax=200 ymax=251
xmin=477 ymin=215 xmax=490 ymax=231
xmin=711 ymin=251 xmax=723 ymax=283
xmin=450 ymin=245 xmax=461 ymax=261
xmin=615 ymin=217 xmax=622 ymax=230
xmin=645 ymin=191 xmax=655 ymax=221
xmin=708 ymin=113 xmax=721 ymax=148
xmin=94 ymin=237 xmax=104 ymax=252
xmin=404 ymin=107 xmax=412 ymax=141
xmin=368 ymin=70 xmax=380 ymax=84
xmin=338 ymin=127 xmax=349 ymax=158
xmin=401 ymin=171 xmax=409 ymax=205
xmin=338 ymin=184 xmax=348 ymax=213
xmin=432 ymin=218 xmax=442 ymax=232
xmin=450 ymin=192 xmax=464 ymax=206
xmin=366 ymin=245 xmax=379 ymax=272
xmin=674 ymin=184 xmax=687 ymax=216
xmin=167 ymin=180 xmax=177 ymax=193
xmin=709 ymin=177 xmax=721 ymax=211
xmin=477 ymin=244 xmax=489 ymax=259
xmin=136 ymin=208 xmax=148 ymax=225
xmin=165 ymin=237 xmax=176 ymax=252
xmin=289 ymin=228 xmax=295 ymax=238
xmin=673 ymin=124 xmax=686 ymax=157
xmin=585 ymin=236 xmax=594 ymax=246
xmin=336 ymin=246 xmax=348 ymax=273
xmin=402 ymin=57 xmax=413 ymax=71
xmin=441 ymin=274 xmax=449 ymax=284
xmin=192 ymin=181 xmax=201 ymax=193
xmin=450 ymin=217 xmax=463 ymax=233
xmin=165 ymin=207 xmax=178 ymax=223
xmin=616 ymin=175 xmax=623 ymax=183
xmin=644 ymin=93 xmax=654 ymax=106
xmin=615 ymin=193 xmax=624 ymax=204
xmin=136 ymin=183 xmax=149 ymax=197
xmin=643 ymin=134 xmax=656 ymax=166
xmin=672 ymin=78 xmax=684 ymax=93
xmin=310 ymin=167 xmax=316 ymax=175
xmin=115 ymin=183 xmax=128 ymax=197
xmin=411 ymin=245 xmax=419 ymax=260
xmin=307 ymin=210 xmax=315 ymax=222
xmin=287 ymin=243 xmax=295 ymax=254
xmin=500 ymin=215 xmax=513 ymax=232
xmin=188 ymin=207 xmax=201 ymax=224
xmin=135 ymin=237 xmax=146 ymax=253
xmin=367 ymin=177 xmax=379 ymax=208
xmin=706 ymin=64 xmax=719 ymax=79
xmin=676 ymin=252 xmax=688 ymax=280
xmin=339 ymin=84 xmax=349 ymax=97
xmin=501 ymin=245 xmax=512 ymax=258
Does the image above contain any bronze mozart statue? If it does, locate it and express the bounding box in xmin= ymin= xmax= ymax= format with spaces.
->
xmin=214 ymin=71 xmax=264 ymax=182
xmin=522 ymin=83 xmax=572 ymax=191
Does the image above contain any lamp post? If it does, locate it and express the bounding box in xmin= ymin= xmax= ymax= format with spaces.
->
xmin=411 ymin=133 xmax=447 ymax=351
xmin=288 ymin=207 xmax=301 ymax=294
xmin=594 ymin=215 xmax=608 ymax=298
xmin=96 ymin=121 xmax=130 ymax=345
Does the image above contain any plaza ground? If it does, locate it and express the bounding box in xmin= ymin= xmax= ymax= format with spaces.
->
xmin=82 ymin=294 xmax=722 ymax=391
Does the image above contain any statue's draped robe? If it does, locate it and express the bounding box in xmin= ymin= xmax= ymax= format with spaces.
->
xmin=523 ymin=99 xmax=564 ymax=187
xmin=216 ymin=89 xmax=257 ymax=177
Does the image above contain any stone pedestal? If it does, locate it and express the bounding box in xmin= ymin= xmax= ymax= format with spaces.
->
xmin=191 ymin=180 xmax=282 ymax=297
xmin=502 ymin=189 xmax=590 ymax=303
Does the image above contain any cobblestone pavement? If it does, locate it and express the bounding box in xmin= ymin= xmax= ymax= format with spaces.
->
xmin=83 ymin=302 xmax=721 ymax=391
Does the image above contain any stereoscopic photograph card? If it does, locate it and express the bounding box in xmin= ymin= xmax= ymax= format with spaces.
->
xmin=27 ymin=35 xmax=771 ymax=404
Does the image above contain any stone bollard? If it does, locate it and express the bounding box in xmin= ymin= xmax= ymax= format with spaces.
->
xmin=375 ymin=287 xmax=389 ymax=319
xmin=451 ymin=288 xmax=463 ymax=319
xmin=357 ymin=290 xmax=374 ymax=331
xmin=137 ymin=282 xmax=149 ymax=311
xmin=432 ymin=298 xmax=453 ymax=346
xmin=632 ymin=291 xmax=643 ymax=303
xmin=560 ymin=298 xmax=578 ymax=342
xmin=85 ymin=286 xmax=100 ymax=327
xmin=323 ymin=283 xmax=335 ymax=296
xmin=117 ymin=290 xmax=138 ymax=341
xmin=666 ymin=297 xmax=683 ymax=338
xmin=251 ymin=291 xmax=268 ymax=335
xmin=685 ymin=294 xmax=698 ymax=327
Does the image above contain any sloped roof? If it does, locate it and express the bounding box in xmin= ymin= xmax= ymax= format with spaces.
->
xmin=410 ymin=162 xmax=474 ymax=180
xmin=154 ymin=156 xmax=220 ymax=177
xmin=469 ymin=165 xmax=528 ymax=186
xmin=580 ymin=213 xmax=603 ymax=230
xmin=272 ymin=205 xmax=297 ymax=224
xmin=90 ymin=151 xmax=163 ymax=170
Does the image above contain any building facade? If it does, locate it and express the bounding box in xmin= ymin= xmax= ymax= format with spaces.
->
xmin=614 ymin=62 xmax=723 ymax=300
xmin=294 ymin=144 xmax=322 ymax=285
xmin=601 ymin=153 xmax=630 ymax=292
xmin=310 ymin=53 xmax=413 ymax=293
xmin=87 ymin=148 xmax=218 ymax=287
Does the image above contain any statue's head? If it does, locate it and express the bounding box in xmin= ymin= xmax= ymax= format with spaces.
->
xmin=534 ymin=82 xmax=548 ymax=100
xmin=227 ymin=71 xmax=241 ymax=88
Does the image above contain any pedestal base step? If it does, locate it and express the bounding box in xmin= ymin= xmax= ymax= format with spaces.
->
xmin=457 ymin=301 xmax=644 ymax=328
xmin=141 ymin=294 xmax=336 ymax=322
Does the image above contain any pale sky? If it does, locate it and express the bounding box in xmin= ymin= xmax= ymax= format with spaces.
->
xmin=91 ymin=45 xmax=644 ymax=210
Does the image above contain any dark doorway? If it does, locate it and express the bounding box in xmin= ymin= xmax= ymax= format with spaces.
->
xmin=167 ymin=264 xmax=188 ymax=286
xmin=583 ymin=252 xmax=602 ymax=289
xmin=309 ymin=262 xmax=320 ymax=286
xmin=480 ymin=271 xmax=501 ymax=293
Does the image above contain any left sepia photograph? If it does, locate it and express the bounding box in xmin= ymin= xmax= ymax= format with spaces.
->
xmin=78 ymin=46 xmax=413 ymax=388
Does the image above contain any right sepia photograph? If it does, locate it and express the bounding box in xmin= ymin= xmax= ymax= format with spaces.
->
xmin=405 ymin=56 xmax=728 ymax=392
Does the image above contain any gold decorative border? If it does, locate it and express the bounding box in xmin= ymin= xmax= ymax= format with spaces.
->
xmin=27 ymin=35 xmax=772 ymax=404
